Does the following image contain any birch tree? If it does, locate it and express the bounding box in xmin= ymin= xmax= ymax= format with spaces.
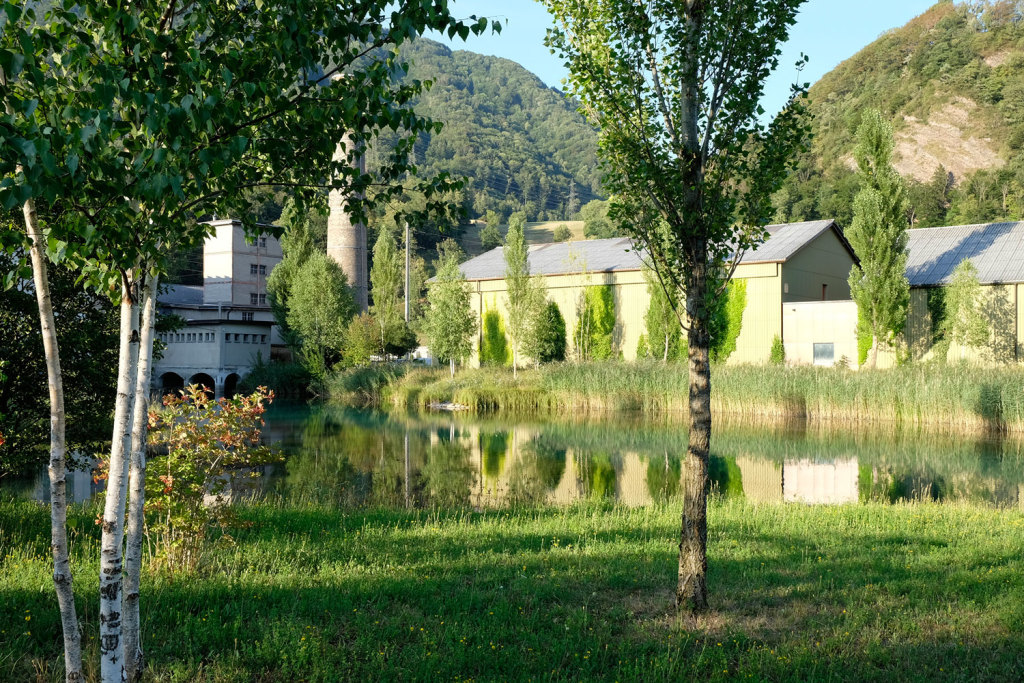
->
xmin=1 ymin=3 xmax=498 ymax=680
xmin=542 ymin=0 xmax=810 ymax=613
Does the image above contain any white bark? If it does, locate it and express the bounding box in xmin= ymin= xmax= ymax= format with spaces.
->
xmin=100 ymin=278 xmax=141 ymax=683
xmin=123 ymin=271 xmax=157 ymax=682
xmin=25 ymin=199 xmax=84 ymax=682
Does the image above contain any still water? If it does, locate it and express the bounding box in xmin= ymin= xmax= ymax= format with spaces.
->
xmin=16 ymin=405 xmax=1024 ymax=508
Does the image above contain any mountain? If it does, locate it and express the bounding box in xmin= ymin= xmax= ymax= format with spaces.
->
xmin=774 ymin=1 xmax=1024 ymax=229
xmin=374 ymin=39 xmax=603 ymax=224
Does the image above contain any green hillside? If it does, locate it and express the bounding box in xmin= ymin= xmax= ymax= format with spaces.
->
xmin=373 ymin=39 xmax=603 ymax=224
xmin=775 ymin=1 xmax=1024 ymax=229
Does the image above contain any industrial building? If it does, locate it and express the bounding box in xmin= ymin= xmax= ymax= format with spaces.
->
xmin=154 ymin=219 xmax=283 ymax=397
xmin=458 ymin=219 xmax=860 ymax=366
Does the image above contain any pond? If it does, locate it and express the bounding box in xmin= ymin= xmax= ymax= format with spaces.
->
xmin=13 ymin=405 xmax=1024 ymax=509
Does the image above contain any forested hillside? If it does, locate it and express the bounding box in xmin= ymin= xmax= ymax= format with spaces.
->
xmin=775 ymin=1 xmax=1024 ymax=229
xmin=368 ymin=39 xmax=603 ymax=224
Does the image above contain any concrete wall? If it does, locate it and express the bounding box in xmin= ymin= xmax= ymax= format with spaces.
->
xmin=203 ymin=219 xmax=282 ymax=307
xmin=782 ymin=300 xmax=859 ymax=368
xmin=781 ymin=229 xmax=855 ymax=302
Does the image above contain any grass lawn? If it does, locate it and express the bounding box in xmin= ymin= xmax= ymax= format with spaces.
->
xmin=2 ymin=498 xmax=1023 ymax=681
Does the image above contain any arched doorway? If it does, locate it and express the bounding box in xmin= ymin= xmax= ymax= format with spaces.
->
xmin=223 ymin=373 xmax=240 ymax=398
xmin=187 ymin=373 xmax=216 ymax=398
xmin=161 ymin=372 xmax=184 ymax=396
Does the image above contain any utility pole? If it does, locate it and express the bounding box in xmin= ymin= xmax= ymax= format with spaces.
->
xmin=404 ymin=221 xmax=411 ymax=323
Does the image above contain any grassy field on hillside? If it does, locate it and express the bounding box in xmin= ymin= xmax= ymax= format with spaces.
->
xmin=371 ymin=362 xmax=1024 ymax=434
xmin=2 ymin=498 xmax=1022 ymax=681
xmin=460 ymin=220 xmax=587 ymax=256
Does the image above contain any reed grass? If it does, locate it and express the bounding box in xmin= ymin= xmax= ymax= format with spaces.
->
xmin=2 ymin=496 xmax=1023 ymax=681
xmin=369 ymin=362 xmax=1024 ymax=433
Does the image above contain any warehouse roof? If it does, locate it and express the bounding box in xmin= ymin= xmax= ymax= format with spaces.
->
xmin=458 ymin=219 xmax=847 ymax=281
xmin=906 ymin=222 xmax=1024 ymax=286
xmin=158 ymin=284 xmax=204 ymax=306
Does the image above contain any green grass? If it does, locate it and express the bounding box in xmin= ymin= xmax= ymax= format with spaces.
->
xmin=2 ymin=497 xmax=1023 ymax=681
xmin=376 ymin=362 xmax=1024 ymax=433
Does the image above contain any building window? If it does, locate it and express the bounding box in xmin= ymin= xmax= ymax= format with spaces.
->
xmin=258 ymin=293 xmax=267 ymax=305
xmin=250 ymin=263 xmax=258 ymax=275
xmin=250 ymin=293 xmax=259 ymax=305
xmin=258 ymin=264 xmax=267 ymax=276
xmin=234 ymin=334 xmax=241 ymax=342
xmin=813 ymin=343 xmax=835 ymax=366
xmin=242 ymin=311 xmax=254 ymax=322
xmin=259 ymin=236 xmax=267 ymax=248
xmin=225 ymin=333 xmax=232 ymax=343
xmin=261 ymin=334 xmax=267 ymax=344
xmin=244 ymin=334 xmax=250 ymax=343
xmin=207 ymin=333 xmax=213 ymax=342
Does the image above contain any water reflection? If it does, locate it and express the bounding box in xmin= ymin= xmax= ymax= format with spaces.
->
xmin=7 ymin=407 xmax=1024 ymax=510
xmin=262 ymin=407 xmax=1024 ymax=510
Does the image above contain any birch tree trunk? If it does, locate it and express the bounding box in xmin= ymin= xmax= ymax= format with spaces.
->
xmin=100 ymin=278 xmax=141 ymax=683
xmin=123 ymin=271 xmax=157 ymax=683
xmin=24 ymin=199 xmax=84 ymax=681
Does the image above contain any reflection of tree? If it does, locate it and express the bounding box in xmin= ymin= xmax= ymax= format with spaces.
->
xmin=646 ymin=453 xmax=682 ymax=502
xmin=578 ymin=451 xmax=617 ymax=499
xmin=421 ymin=440 xmax=474 ymax=507
xmin=507 ymin=438 xmax=568 ymax=505
xmin=532 ymin=440 xmax=568 ymax=490
xmin=708 ymin=456 xmax=744 ymax=499
xmin=481 ymin=431 xmax=510 ymax=480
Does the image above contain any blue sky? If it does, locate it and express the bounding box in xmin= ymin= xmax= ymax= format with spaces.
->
xmin=435 ymin=0 xmax=939 ymax=115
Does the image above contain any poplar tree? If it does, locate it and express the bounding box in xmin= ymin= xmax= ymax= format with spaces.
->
xmin=370 ymin=227 xmax=406 ymax=355
xmin=542 ymin=0 xmax=810 ymax=612
xmin=847 ymin=109 xmax=911 ymax=368
xmin=504 ymin=211 xmax=544 ymax=377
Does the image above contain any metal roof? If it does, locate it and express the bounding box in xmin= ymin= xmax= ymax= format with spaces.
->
xmin=457 ymin=219 xmax=843 ymax=281
xmin=906 ymin=222 xmax=1024 ymax=286
xmin=158 ymin=285 xmax=204 ymax=306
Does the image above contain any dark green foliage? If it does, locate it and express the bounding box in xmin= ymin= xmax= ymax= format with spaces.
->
xmin=710 ymin=279 xmax=747 ymax=364
xmin=640 ymin=270 xmax=684 ymax=362
xmin=709 ymin=456 xmax=744 ymax=499
xmin=552 ymin=224 xmax=572 ymax=242
xmin=240 ymin=355 xmax=312 ymax=399
xmin=480 ymin=310 xmax=509 ymax=366
xmin=769 ymin=335 xmax=786 ymax=366
xmin=574 ymin=286 xmax=616 ymax=361
xmin=530 ymin=439 xmax=568 ymax=489
xmin=479 ymin=223 xmax=503 ymax=252
xmin=0 ymin=257 xmax=118 ymax=476
xmin=579 ymin=199 xmax=618 ymax=238
xmin=927 ymin=287 xmax=950 ymax=362
xmin=375 ymin=39 xmax=603 ymax=222
xmin=534 ymin=301 xmax=567 ymax=363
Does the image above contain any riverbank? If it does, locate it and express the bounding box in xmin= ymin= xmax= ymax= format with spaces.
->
xmin=352 ymin=362 xmax=1024 ymax=433
xmin=2 ymin=497 xmax=1022 ymax=681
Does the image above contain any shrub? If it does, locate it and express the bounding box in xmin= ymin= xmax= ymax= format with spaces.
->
xmin=344 ymin=312 xmax=379 ymax=367
xmin=711 ymin=279 xmax=747 ymax=363
xmin=145 ymin=386 xmax=280 ymax=572
xmin=553 ymin=224 xmax=572 ymax=242
xmin=769 ymin=335 xmax=786 ymax=365
xmin=574 ymin=285 xmax=616 ymax=360
xmin=480 ymin=310 xmax=510 ymax=366
xmin=240 ymin=354 xmax=311 ymax=397
xmin=533 ymin=301 xmax=567 ymax=363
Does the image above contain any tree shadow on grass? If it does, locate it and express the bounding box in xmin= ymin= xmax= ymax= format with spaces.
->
xmin=3 ymin=504 xmax=1024 ymax=681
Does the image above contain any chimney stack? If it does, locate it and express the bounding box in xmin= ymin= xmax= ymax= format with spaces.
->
xmin=327 ymin=132 xmax=368 ymax=311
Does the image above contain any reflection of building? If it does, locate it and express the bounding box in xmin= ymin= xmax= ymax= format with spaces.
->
xmin=782 ymin=459 xmax=859 ymax=505
xmin=457 ymin=220 xmax=858 ymax=366
xmin=154 ymin=219 xmax=283 ymax=398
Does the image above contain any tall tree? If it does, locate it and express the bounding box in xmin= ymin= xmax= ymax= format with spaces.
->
xmin=287 ymin=252 xmax=356 ymax=381
xmin=1 ymin=3 xmax=498 ymax=679
xmin=504 ymin=211 xmax=544 ymax=377
xmin=940 ymin=259 xmax=989 ymax=361
xmin=847 ymin=110 xmax=911 ymax=369
xmin=641 ymin=267 xmax=684 ymax=362
xmin=542 ymin=0 xmax=810 ymax=612
xmin=425 ymin=239 xmax=477 ymax=377
xmin=370 ymin=227 xmax=406 ymax=355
